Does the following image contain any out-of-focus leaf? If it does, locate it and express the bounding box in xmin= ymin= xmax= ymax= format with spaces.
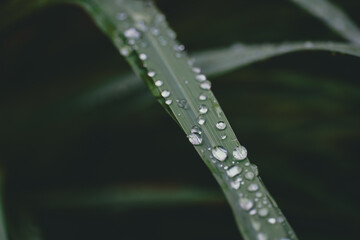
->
xmin=290 ymin=0 xmax=360 ymax=44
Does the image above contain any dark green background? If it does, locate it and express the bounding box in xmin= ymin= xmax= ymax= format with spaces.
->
xmin=0 ymin=0 xmax=359 ymax=239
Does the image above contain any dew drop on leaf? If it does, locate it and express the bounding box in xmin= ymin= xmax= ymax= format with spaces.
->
xmin=155 ymin=80 xmax=163 ymax=87
xmin=200 ymin=81 xmax=211 ymax=90
xmin=148 ymin=71 xmax=156 ymax=77
xmin=197 ymin=116 xmax=206 ymax=125
xmin=165 ymin=99 xmax=172 ymax=105
xmin=245 ymin=172 xmax=255 ymax=180
xmin=188 ymin=133 xmax=202 ymax=145
xmin=124 ymin=27 xmax=141 ymax=39
xmin=161 ymin=90 xmax=170 ymax=98
xmin=226 ymin=166 xmax=242 ymax=177
xmin=199 ymin=105 xmax=208 ymax=114
xmin=199 ymin=93 xmax=207 ymax=101
xmin=233 ymin=146 xmax=247 ymax=160
xmin=216 ymin=121 xmax=226 ymax=130
xmin=239 ymin=198 xmax=254 ymax=211
xmin=212 ymin=146 xmax=228 ymax=161
xmin=196 ymin=74 xmax=207 ymax=82
xmin=139 ymin=53 xmax=147 ymax=60
xmin=248 ymin=183 xmax=259 ymax=192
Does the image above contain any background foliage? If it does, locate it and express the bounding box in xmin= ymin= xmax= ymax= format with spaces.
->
xmin=0 ymin=0 xmax=359 ymax=239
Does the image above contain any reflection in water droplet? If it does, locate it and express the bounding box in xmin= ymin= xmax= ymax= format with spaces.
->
xmin=165 ymin=99 xmax=172 ymax=105
xmin=226 ymin=166 xmax=242 ymax=177
xmin=139 ymin=53 xmax=147 ymax=60
xmin=212 ymin=146 xmax=228 ymax=161
xmin=155 ymin=80 xmax=163 ymax=87
xmin=161 ymin=90 xmax=170 ymax=98
xmin=199 ymin=105 xmax=208 ymax=114
xmin=233 ymin=146 xmax=248 ymax=160
xmin=199 ymin=94 xmax=207 ymax=101
xmin=239 ymin=198 xmax=253 ymax=211
xmin=198 ymin=116 xmax=206 ymax=125
xmin=216 ymin=121 xmax=226 ymax=130
xmin=200 ymin=81 xmax=211 ymax=90
xmin=188 ymin=133 xmax=202 ymax=145
xmin=248 ymin=183 xmax=259 ymax=192
xmin=124 ymin=28 xmax=141 ymax=39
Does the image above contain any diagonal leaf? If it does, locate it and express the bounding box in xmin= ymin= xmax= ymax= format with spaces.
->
xmin=290 ymin=0 xmax=360 ymax=44
xmin=77 ymin=0 xmax=298 ymax=239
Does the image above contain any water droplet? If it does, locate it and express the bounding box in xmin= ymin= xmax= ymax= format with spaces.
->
xmin=216 ymin=121 xmax=226 ymax=130
xmin=175 ymin=53 xmax=182 ymax=58
xmin=239 ymin=198 xmax=253 ymax=211
xmin=188 ymin=133 xmax=202 ymax=145
xmin=258 ymin=208 xmax=269 ymax=217
xmin=198 ymin=116 xmax=206 ymax=125
xmin=233 ymin=146 xmax=247 ymax=160
xmin=177 ymin=99 xmax=187 ymax=108
xmin=196 ymin=74 xmax=207 ymax=82
xmin=192 ymin=67 xmax=201 ymax=73
xmin=248 ymin=183 xmax=259 ymax=192
xmin=268 ymin=218 xmax=276 ymax=224
xmin=249 ymin=209 xmax=257 ymax=215
xmin=148 ymin=71 xmax=156 ymax=77
xmin=167 ymin=29 xmax=176 ymax=39
xmin=191 ymin=126 xmax=202 ymax=135
xmin=212 ymin=146 xmax=228 ymax=161
xmin=139 ymin=53 xmax=147 ymax=60
xmin=151 ymin=27 xmax=159 ymax=36
xmin=245 ymin=172 xmax=255 ymax=180
xmin=124 ymin=28 xmax=141 ymax=39
xmin=116 ymin=12 xmax=127 ymax=21
xmin=200 ymin=81 xmax=211 ymax=90
xmin=199 ymin=94 xmax=207 ymax=101
xmin=161 ymin=90 xmax=170 ymax=98
xmin=226 ymin=166 xmax=242 ymax=177
xmin=173 ymin=44 xmax=185 ymax=52
xmin=199 ymin=105 xmax=208 ymax=114
xmin=158 ymin=36 xmax=167 ymax=46
xmin=221 ymin=135 xmax=227 ymax=140
xmin=257 ymin=233 xmax=268 ymax=240
xmin=155 ymin=80 xmax=163 ymax=87
xmin=120 ymin=46 xmax=131 ymax=57
xmin=165 ymin=99 xmax=172 ymax=105
xmin=231 ymin=181 xmax=241 ymax=189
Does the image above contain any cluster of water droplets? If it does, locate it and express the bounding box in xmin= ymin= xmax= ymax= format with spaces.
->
xmin=106 ymin=1 xmax=296 ymax=238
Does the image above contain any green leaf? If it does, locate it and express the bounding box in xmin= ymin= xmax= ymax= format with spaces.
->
xmin=78 ymin=0 xmax=298 ymax=239
xmin=290 ymin=0 xmax=360 ymax=44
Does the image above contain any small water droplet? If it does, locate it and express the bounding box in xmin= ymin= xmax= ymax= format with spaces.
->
xmin=192 ymin=67 xmax=201 ymax=73
xmin=245 ymin=172 xmax=255 ymax=180
xmin=158 ymin=36 xmax=167 ymax=46
xmin=216 ymin=121 xmax=226 ymax=130
xmin=161 ymin=90 xmax=170 ymax=98
xmin=191 ymin=126 xmax=202 ymax=135
xmin=199 ymin=105 xmax=208 ymax=114
xmin=177 ymin=99 xmax=187 ymax=108
xmin=258 ymin=208 xmax=269 ymax=217
xmin=268 ymin=218 xmax=276 ymax=224
xmin=239 ymin=198 xmax=253 ymax=211
xmin=199 ymin=94 xmax=207 ymax=101
xmin=135 ymin=21 xmax=148 ymax=32
xmin=167 ymin=29 xmax=176 ymax=39
xmin=139 ymin=53 xmax=147 ymax=60
xmin=200 ymin=81 xmax=211 ymax=90
xmin=151 ymin=27 xmax=159 ymax=36
xmin=197 ymin=116 xmax=206 ymax=125
xmin=148 ymin=71 xmax=156 ymax=77
xmin=165 ymin=99 xmax=172 ymax=105
xmin=124 ymin=28 xmax=141 ymax=39
xmin=173 ymin=44 xmax=185 ymax=52
xmin=196 ymin=74 xmax=207 ymax=82
xmin=221 ymin=135 xmax=227 ymax=140
xmin=188 ymin=133 xmax=202 ymax=145
xmin=257 ymin=233 xmax=268 ymax=240
xmin=155 ymin=80 xmax=163 ymax=87
xmin=233 ymin=146 xmax=247 ymax=160
xmin=212 ymin=146 xmax=228 ymax=161
xmin=120 ymin=46 xmax=131 ymax=57
xmin=249 ymin=209 xmax=257 ymax=215
xmin=248 ymin=183 xmax=259 ymax=192
xmin=226 ymin=166 xmax=242 ymax=177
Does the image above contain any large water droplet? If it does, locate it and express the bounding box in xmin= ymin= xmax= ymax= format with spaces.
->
xmin=216 ymin=121 xmax=226 ymax=130
xmin=199 ymin=105 xmax=208 ymax=114
xmin=200 ymin=81 xmax=211 ymax=90
xmin=161 ymin=90 xmax=170 ymax=98
xmin=212 ymin=146 xmax=228 ymax=161
xmin=124 ymin=28 xmax=141 ymax=39
xmin=233 ymin=146 xmax=247 ymax=160
xmin=155 ymin=80 xmax=163 ymax=87
xmin=226 ymin=166 xmax=242 ymax=177
xmin=188 ymin=133 xmax=202 ymax=145
xmin=239 ymin=198 xmax=254 ymax=211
